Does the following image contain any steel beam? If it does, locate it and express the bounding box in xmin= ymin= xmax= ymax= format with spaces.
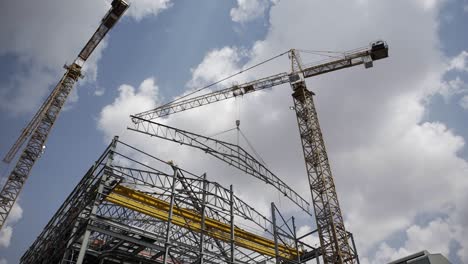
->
xmin=106 ymin=185 xmax=298 ymax=259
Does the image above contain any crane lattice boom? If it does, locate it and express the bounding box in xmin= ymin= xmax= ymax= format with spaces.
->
xmin=129 ymin=116 xmax=312 ymax=215
xmin=0 ymin=0 xmax=129 ymax=230
xmin=132 ymin=42 xmax=388 ymax=123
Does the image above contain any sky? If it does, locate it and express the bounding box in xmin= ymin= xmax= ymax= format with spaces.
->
xmin=0 ymin=0 xmax=468 ymax=263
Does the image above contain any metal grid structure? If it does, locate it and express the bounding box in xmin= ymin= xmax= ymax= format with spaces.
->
xmin=129 ymin=116 xmax=312 ymax=215
xmin=21 ymin=137 xmax=323 ymax=264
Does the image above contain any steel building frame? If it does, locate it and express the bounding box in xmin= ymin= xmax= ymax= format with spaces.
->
xmin=21 ymin=137 xmax=324 ymax=264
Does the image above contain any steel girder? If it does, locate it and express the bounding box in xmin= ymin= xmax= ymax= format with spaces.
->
xmin=129 ymin=117 xmax=312 ymax=216
xmin=21 ymin=139 xmax=319 ymax=264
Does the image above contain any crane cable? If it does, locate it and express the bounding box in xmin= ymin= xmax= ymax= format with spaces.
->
xmin=158 ymin=48 xmax=349 ymax=109
xmin=238 ymin=128 xmax=266 ymax=166
xmin=159 ymin=50 xmax=291 ymax=109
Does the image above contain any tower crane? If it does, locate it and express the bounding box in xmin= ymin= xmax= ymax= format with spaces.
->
xmin=130 ymin=41 xmax=389 ymax=264
xmin=0 ymin=0 xmax=129 ymax=231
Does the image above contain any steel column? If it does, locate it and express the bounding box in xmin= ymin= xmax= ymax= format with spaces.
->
xmin=199 ymin=174 xmax=208 ymax=264
xmin=292 ymin=216 xmax=301 ymax=263
xmin=77 ymin=136 xmax=118 ymax=264
xmin=163 ymin=167 xmax=178 ymax=264
xmin=230 ymin=185 xmax=235 ymax=264
xmin=271 ymin=203 xmax=280 ymax=264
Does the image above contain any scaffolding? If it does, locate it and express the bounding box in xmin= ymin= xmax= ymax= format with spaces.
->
xmin=21 ymin=137 xmax=327 ymax=264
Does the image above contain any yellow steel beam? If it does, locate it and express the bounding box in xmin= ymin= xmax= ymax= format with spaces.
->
xmin=105 ymin=185 xmax=299 ymax=259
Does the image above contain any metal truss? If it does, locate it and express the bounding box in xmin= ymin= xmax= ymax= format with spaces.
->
xmin=132 ymin=42 xmax=388 ymax=124
xmin=132 ymin=73 xmax=291 ymax=122
xmin=21 ymin=138 xmax=320 ymax=264
xmin=0 ymin=66 xmax=82 ymax=230
xmin=129 ymin=116 xmax=312 ymax=216
xmin=290 ymin=80 xmax=357 ymax=264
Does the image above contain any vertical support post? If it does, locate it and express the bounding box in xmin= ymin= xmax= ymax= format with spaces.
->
xmin=163 ymin=166 xmax=178 ymax=264
xmin=63 ymin=164 xmax=98 ymax=263
xmin=349 ymin=232 xmax=360 ymax=264
xmin=230 ymin=185 xmax=235 ymax=264
xmin=62 ymin=224 xmax=78 ymax=262
xmin=199 ymin=174 xmax=208 ymax=264
xmin=76 ymin=136 xmax=118 ymax=264
xmin=290 ymin=81 xmax=355 ymax=264
xmin=292 ymin=216 xmax=301 ymax=263
xmin=62 ymin=211 xmax=83 ymax=263
xmin=271 ymin=203 xmax=280 ymax=264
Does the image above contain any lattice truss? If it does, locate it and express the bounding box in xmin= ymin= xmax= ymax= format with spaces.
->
xmin=21 ymin=138 xmax=321 ymax=264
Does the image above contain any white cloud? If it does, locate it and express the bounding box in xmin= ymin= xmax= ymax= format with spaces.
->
xmin=437 ymin=50 xmax=468 ymax=107
xmin=0 ymin=0 xmax=109 ymax=114
xmin=98 ymin=78 xmax=160 ymax=141
xmin=297 ymin=225 xmax=320 ymax=249
xmin=188 ymin=47 xmax=247 ymax=88
xmin=0 ymin=258 xmax=7 ymax=264
xmin=6 ymin=202 xmax=23 ymax=224
xmin=448 ymin=51 xmax=468 ymax=72
xmin=438 ymin=77 xmax=466 ymax=100
xmin=97 ymin=0 xmax=468 ymax=263
xmin=415 ymin=0 xmax=446 ymax=10
xmin=127 ymin=0 xmax=172 ymax=21
xmin=0 ymin=65 xmax=57 ymax=114
xmin=367 ymin=218 xmax=458 ymax=264
xmin=0 ymin=226 xmax=12 ymax=248
xmin=0 ymin=202 xmax=23 ymax=248
xmin=230 ymin=0 xmax=271 ymax=23
xmin=0 ymin=0 xmax=171 ymax=115
xmin=94 ymin=87 xmax=106 ymax=97
xmin=460 ymin=95 xmax=468 ymax=109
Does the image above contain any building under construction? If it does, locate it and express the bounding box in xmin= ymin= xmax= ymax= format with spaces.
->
xmin=0 ymin=0 xmax=400 ymax=263
xmin=20 ymin=137 xmax=328 ymax=264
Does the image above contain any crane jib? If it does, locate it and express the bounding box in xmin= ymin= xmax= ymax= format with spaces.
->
xmin=132 ymin=41 xmax=388 ymax=123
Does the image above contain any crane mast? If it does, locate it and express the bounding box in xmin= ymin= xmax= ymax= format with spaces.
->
xmin=0 ymin=0 xmax=129 ymax=230
xmin=131 ymin=41 xmax=388 ymax=264
xmin=291 ymin=80 xmax=354 ymax=263
xmin=288 ymin=43 xmax=387 ymax=263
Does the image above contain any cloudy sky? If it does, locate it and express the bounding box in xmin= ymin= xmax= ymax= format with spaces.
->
xmin=1 ymin=0 xmax=468 ymax=263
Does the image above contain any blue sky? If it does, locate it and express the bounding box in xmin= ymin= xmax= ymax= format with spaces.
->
xmin=1 ymin=0 xmax=468 ymax=263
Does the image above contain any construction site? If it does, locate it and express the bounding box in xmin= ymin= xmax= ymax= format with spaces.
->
xmin=0 ymin=1 xmax=456 ymax=264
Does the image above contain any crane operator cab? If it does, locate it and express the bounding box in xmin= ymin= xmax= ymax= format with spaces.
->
xmin=370 ymin=40 xmax=389 ymax=61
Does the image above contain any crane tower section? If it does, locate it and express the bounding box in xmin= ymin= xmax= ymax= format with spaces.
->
xmin=0 ymin=0 xmax=129 ymax=230
xmin=131 ymin=40 xmax=389 ymax=264
xmin=292 ymin=81 xmax=354 ymax=263
xmin=289 ymin=41 xmax=388 ymax=264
